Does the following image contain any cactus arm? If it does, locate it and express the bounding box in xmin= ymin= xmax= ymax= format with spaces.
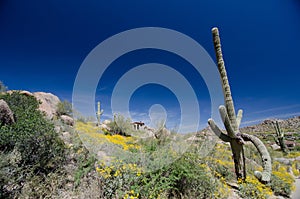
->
xmin=274 ymin=122 xmax=280 ymax=137
xmin=275 ymin=121 xmax=284 ymax=137
xmin=97 ymin=101 xmax=104 ymax=125
xmin=241 ymin=133 xmax=272 ymax=182
xmin=273 ymin=121 xmax=287 ymax=153
xmin=273 ymin=122 xmax=281 ymax=146
xmin=236 ymin=109 xmax=243 ymax=128
xmin=208 ymin=119 xmax=231 ymax=142
xmin=272 ymin=135 xmax=280 ymax=146
xmin=212 ymin=27 xmax=238 ymax=132
xmin=219 ymin=105 xmax=236 ymax=138
xmin=275 ymin=121 xmax=280 ymax=135
xmin=97 ymin=102 xmax=102 ymax=116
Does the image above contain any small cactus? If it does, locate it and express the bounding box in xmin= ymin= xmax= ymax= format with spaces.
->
xmin=96 ymin=101 xmax=104 ymax=125
xmin=273 ymin=121 xmax=287 ymax=153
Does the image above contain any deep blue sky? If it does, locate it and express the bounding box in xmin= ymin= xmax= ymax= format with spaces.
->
xmin=1 ymin=0 xmax=300 ymax=131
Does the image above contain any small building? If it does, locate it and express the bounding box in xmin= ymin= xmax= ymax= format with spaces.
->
xmin=131 ymin=121 xmax=145 ymax=130
xmin=285 ymin=140 xmax=296 ymax=149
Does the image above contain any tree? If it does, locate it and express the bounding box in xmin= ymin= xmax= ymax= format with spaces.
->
xmin=107 ymin=114 xmax=132 ymax=136
xmin=56 ymin=100 xmax=72 ymax=116
xmin=208 ymin=27 xmax=272 ymax=183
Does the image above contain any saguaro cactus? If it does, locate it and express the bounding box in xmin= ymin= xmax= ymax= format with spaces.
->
xmin=208 ymin=27 xmax=272 ymax=182
xmin=96 ymin=101 xmax=104 ymax=125
xmin=273 ymin=121 xmax=287 ymax=153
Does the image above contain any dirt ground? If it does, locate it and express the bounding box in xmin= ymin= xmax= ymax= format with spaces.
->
xmin=292 ymin=177 xmax=300 ymax=199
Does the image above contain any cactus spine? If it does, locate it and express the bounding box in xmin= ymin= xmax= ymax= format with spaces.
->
xmin=96 ymin=101 xmax=104 ymax=125
xmin=273 ymin=121 xmax=287 ymax=153
xmin=208 ymin=27 xmax=272 ymax=182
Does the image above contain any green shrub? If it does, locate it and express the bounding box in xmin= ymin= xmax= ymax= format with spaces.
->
xmin=0 ymin=92 xmax=66 ymax=197
xmin=74 ymin=153 xmax=96 ymax=187
xmin=107 ymin=114 xmax=132 ymax=136
xmin=139 ymin=137 xmax=159 ymax=152
xmin=56 ymin=100 xmax=72 ymax=116
xmin=138 ymin=152 xmax=220 ymax=198
xmin=96 ymin=150 xmax=226 ymax=199
xmin=270 ymin=161 xmax=296 ymax=197
xmin=270 ymin=173 xmax=294 ymax=197
xmin=238 ymin=176 xmax=273 ymax=199
xmin=294 ymin=145 xmax=300 ymax=151
xmin=153 ymin=120 xmax=167 ymax=139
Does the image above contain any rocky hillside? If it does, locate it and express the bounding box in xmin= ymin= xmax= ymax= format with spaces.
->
xmin=1 ymin=90 xmax=299 ymax=198
xmin=240 ymin=116 xmax=300 ymax=134
xmin=0 ymin=90 xmax=99 ymax=198
xmin=6 ymin=90 xmax=60 ymax=119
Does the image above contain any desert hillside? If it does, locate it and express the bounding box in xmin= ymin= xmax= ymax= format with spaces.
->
xmin=1 ymin=91 xmax=300 ymax=199
xmin=241 ymin=117 xmax=300 ymax=134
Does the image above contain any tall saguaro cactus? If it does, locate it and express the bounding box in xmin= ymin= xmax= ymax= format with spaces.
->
xmin=96 ymin=101 xmax=104 ymax=126
xmin=273 ymin=121 xmax=287 ymax=153
xmin=208 ymin=27 xmax=272 ymax=182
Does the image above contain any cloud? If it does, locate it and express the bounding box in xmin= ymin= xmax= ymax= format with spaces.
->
xmin=240 ymin=103 xmax=300 ymax=126
xmin=242 ymin=111 xmax=300 ymax=126
xmin=248 ymin=104 xmax=300 ymax=115
xmin=97 ymin=87 xmax=108 ymax=92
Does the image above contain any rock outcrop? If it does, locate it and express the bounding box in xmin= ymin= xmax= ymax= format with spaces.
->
xmin=0 ymin=99 xmax=15 ymax=125
xmin=103 ymin=120 xmax=111 ymax=125
xmin=60 ymin=115 xmax=74 ymax=126
xmin=99 ymin=123 xmax=110 ymax=131
xmin=33 ymin=92 xmax=60 ymax=119
xmin=6 ymin=90 xmax=61 ymax=119
xmin=20 ymin=90 xmax=34 ymax=97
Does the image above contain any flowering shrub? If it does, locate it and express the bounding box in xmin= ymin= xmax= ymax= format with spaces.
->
xmin=210 ymin=143 xmax=297 ymax=199
xmin=94 ymin=150 xmax=231 ymax=198
xmin=123 ymin=190 xmax=139 ymax=199
xmin=105 ymin=134 xmax=140 ymax=151
xmin=270 ymin=161 xmax=295 ymax=197
xmin=205 ymin=143 xmax=235 ymax=182
xmin=238 ymin=176 xmax=273 ymax=199
xmin=96 ymin=159 xmax=142 ymax=198
xmin=286 ymin=151 xmax=300 ymax=158
xmin=76 ymin=120 xmax=299 ymax=199
xmin=292 ymin=160 xmax=300 ymax=177
xmin=75 ymin=122 xmax=139 ymax=151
